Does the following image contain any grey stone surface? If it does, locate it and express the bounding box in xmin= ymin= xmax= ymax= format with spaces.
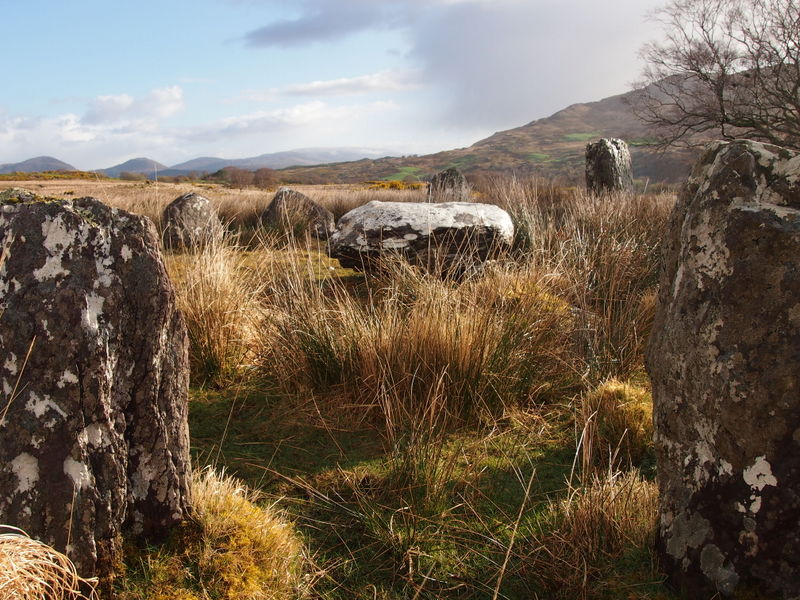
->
xmin=162 ymin=192 xmax=223 ymax=249
xmin=427 ymin=167 xmax=471 ymax=202
xmin=0 ymin=193 xmax=191 ymax=581
xmin=585 ymin=138 xmax=634 ymax=193
xmin=328 ymin=200 xmax=513 ymax=275
xmin=261 ymin=186 xmax=335 ymax=239
xmin=646 ymin=140 xmax=800 ymax=598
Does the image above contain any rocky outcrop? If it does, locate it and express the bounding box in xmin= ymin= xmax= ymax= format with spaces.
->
xmin=162 ymin=192 xmax=223 ymax=248
xmin=328 ymin=200 xmax=513 ymax=275
xmin=645 ymin=140 xmax=800 ymax=598
xmin=585 ymin=138 xmax=634 ymax=193
xmin=0 ymin=192 xmax=191 ymax=581
xmin=427 ymin=167 xmax=471 ymax=202
xmin=261 ymin=187 xmax=335 ymax=239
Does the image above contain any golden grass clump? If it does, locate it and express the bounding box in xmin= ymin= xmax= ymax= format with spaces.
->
xmin=190 ymin=468 xmax=305 ymax=599
xmin=0 ymin=527 xmax=98 ymax=600
xmin=259 ymin=260 xmax=579 ymax=434
xmin=167 ymin=234 xmax=265 ymax=387
xmin=524 ymin=470 xmax=658 ymax=599
xmin=579 ymin=379 xmax=654 ymax=473
xmin=118 ymin=468 xmax=305 ymax=600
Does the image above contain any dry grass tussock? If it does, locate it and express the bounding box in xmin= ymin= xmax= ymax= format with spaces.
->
xmin=523 ymin=470 xmax=659 ymax=599
xmin=258 ymin=258 xmax=580 ymax=435
xmin=165 ymin=233 xmax=267 ymax=387
xmin=0 ymin=527 xmax=98 ymax=600
xmin=485 ymin=176 xmax=673 ymax=382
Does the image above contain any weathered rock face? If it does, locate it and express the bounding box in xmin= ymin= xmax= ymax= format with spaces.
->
xmin=645 ymin=140 xmax=800 ymax=598
xmin=328 ymin=200 xmax=513 ymax=275
xmin=0 ymin=192 xmax=191 ymax=581
xmin=261 ymin=187 xmax=335 ymax=239
xmin=427 ymin=167 xmax=470 ymax=202
xmin=585 ymin=138 xmax=634 ymax=193
xmin=162 ymin=192 xmax=223 ymax=248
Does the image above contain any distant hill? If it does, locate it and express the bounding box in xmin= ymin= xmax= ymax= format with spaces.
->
xmin=0 ymin=156 xmax=75 ymax=174
xmin=277 ymin=86 xmax=702 ymax=185
xmin=164 ymin=147 xmax=394 ymax=176
xmin=98 ymin=158 xmax=168 ymax=178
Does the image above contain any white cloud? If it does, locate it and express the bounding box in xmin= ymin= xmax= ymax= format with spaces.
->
xmin=238 ymin=69 xmax=420 ymax=102
xmin=0 ymin=92 xmax=398 ymax=168
xmin=243 ymin=0 xmax=663 ymax=131
xmin=183 ymin=100 xmax=397 ymax=140
xmin=82 ymin=86 xmax=184 ymax=126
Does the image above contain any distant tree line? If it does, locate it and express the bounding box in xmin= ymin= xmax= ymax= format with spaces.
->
xmin=118 ymin=166 xmax=279 ymax=189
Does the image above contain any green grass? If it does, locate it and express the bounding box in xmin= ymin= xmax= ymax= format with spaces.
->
xmin=563 ymin=132 xmax=602 ymax=142
xmin=382 ymin=166 xmax=424 ymax=181
xmin=527 ymin=152 xmax=551 ymax=162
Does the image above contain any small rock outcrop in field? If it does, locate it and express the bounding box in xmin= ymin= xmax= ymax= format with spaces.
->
xmin=646 ymin=140 xmax=800 ymax=598
xmin=328 ymin=200 xmax=513 ymax=275
xmin=585 ymin=138 xmax=633 ymax=193
xmin=261 ymin=186 xmax=335 ymax=239
xmin=162 ymin=192 xmax=223 ymax=248
xmin=427 ymin=167 xmax=470 ymax=202
xmin=0 ymin=192 xmax=191 ymax=581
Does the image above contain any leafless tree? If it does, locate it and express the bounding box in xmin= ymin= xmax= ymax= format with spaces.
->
xmin=635 ymin=0 xmax=800 ymax=149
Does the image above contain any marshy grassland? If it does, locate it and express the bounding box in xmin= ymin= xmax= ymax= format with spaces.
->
xmin=3 ymin=177 xmax=678 ymax=599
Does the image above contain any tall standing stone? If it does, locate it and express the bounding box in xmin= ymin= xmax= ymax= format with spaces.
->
xmin=0 ymin=193 xmax=191 ymax=582
xmin=585 ymin=138 xmax=634 ymax=193
xmin=427 ymin=167 xmax=471 ymax=202
xmin=261 ymin=186 xmax=335 ymax=239
xmin=162 ymin=192 xmax=223 ymax=249
xmin=646 ymin=140 xmax=800 ymax=598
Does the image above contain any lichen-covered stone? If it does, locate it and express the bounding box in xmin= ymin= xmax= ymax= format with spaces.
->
xmin=427 ymin=167 xmax=470 ymax=202
xmin=0 ymin=195 xmax=191 ymax=582
xmin=162 ymin=192 xmax=223 ymax=249
xmin=646 ymin=140 xmax=800 ymax=598
xmin=585 ymin=138 xmax=634 ymax=193
xmin=261 ymin=187 xmax=335 ymax=239
xmin=0 ymin=187 xmax=39 ymax=203
xmin=328 ymin=200 xmax=513 ymax=275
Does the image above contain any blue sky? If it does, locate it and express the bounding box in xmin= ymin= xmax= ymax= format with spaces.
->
xmin=0 ymin=0 xmax=663 ymax=169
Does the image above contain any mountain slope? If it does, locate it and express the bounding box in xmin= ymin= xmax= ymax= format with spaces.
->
xmin=98 ymin=158 xmax=168 ymax=178
xmin=166 ymin=147 xmax=394 ymax=175
xmin=0 ymin=156 xmax=76 ymax=174
xmin=278 ymin=88 xmax=700 ymax=184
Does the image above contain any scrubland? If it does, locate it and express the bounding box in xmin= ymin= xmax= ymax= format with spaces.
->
xmin=2 ymin=177 xmax=677 ymax=599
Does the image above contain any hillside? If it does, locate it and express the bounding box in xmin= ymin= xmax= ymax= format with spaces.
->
xmin=278 ymin=87 xmax=700 ymax=185
xmin=0 ymin=156 xmax=75 ymax=174
xmin=165 ymin=147 xmax=394 ymax=175
xmin=99 ymin=157 xmax=168 ymax=178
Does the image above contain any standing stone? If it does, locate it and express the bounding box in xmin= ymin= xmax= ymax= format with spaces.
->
xmin=585 ymin=138 xmax=634 ymax=193
xmin=427 ymin=167 xmax=471 ymax=202
xmin=328 ymin=200 xmax=513 ymax=275
xmin=162 ymin=192 xmax=223 ymax=249
xmin=0 ymin=192 xmax=191 ymax=582
xmin=261 ymin=186 xmax=335 ymax=239
xmin=645 ymin=140 xmax=800 ymax=598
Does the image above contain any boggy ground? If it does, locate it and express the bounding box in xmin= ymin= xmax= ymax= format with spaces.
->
xmin=6 ymin=177 xmax=681 ymax=599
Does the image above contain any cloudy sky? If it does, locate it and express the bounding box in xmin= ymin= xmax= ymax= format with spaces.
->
xmin=0 ymin=0 xmax=664 ymax=169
